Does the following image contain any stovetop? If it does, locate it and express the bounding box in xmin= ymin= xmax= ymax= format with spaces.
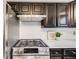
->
xmin=13 ymin=39 xmax=48 ymax=47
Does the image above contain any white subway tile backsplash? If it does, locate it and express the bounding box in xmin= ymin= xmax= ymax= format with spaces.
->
xmin=19 ymin=22 xmax=76 ymax=40
xmin=20 ymin=22 xmax=42 ymax=39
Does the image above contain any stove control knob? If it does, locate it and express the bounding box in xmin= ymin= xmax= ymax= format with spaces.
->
xmin=19 ymin=48 xmax=23 ymax=54
xmin=19 ymin=51 xmax=23 ymax=54
xmin=13 ymin=49 xmax=19 ymax=54
xmin=55 ymin=52 xmax=59 ymax=54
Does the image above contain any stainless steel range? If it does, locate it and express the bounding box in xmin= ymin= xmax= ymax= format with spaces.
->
xmin=11 ymin=39 xmax=50 ymax=59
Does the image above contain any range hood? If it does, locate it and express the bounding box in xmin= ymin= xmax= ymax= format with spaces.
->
xmin=17 ymin=15 xmax=47 ymax=22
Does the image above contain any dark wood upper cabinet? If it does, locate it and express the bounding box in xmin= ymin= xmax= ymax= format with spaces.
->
xmin=45 ymin=3 xmax=68 ymax=28
xmin=10 ymin=3 xmax=31 ymax=15
xmin=73 ymin=1 xmax=76 ymax=27
xmin=12 ymin=4 xmax=20 ymax=12
xmin=74 ymin=2 xmax=76 ymax=26
xmin=67 ymin=1 xmax=76 ymax=27
xmin=20 ymin=3 xmax=31 ymax=15
xmin=46 ymin=4 xmax=56 ymax=27
xmin=8 ymin=2 xmax=76 ymax=28
xmin=32 ymin=3 xmax=46 ymax=15
xmin=8 ymin=3 xmax=46 ymax=15
xmin=44 ymin=2 xmax=76 ymax=28
xmin=57 ymin=4 xmax=68 ymax=27
xmin=8 ymin=3 xmax=21 ymax=14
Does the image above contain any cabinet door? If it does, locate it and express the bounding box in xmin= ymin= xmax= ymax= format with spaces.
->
xmin=74 ymin=2 xmax=76 ymax=27
xmin=51 ymin=57 xmax=62 ymax=59
xmin=70 ymin=2 xmax=76 ymax=27
xmin=10 ymin=3 xmax=31 ymax=15
xmin=57 ymin=4 xmax=68 ymax=27
xmin=32 ymin=4 xmax=46 ymax=15
xmin=8 ymin=2 xmax=21 ymax=14
xmin=67 ymin=2 xmax=76 ymax=27
xmin=46 ymin=4 xmax=56 ymax=27
xmin=12 ymin=4 xmax=20 ymax=13
xmin=20 ymin=3 xmax=31 ymax=15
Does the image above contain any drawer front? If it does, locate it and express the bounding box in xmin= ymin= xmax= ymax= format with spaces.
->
xmin=64 ymin=57 xmax=76 ymax=59
xmin=51 ymin=57 xmax=62 ymax=59
xmin=50 ymin=49 xmax=62 ymax=56
xmin=64 ymin=49 xmax=76 ymax=56
xmin=36 ymin=56 xmax=50 ymax=59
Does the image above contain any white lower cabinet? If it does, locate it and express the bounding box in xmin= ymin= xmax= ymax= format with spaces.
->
xmin=13 ymin=56 xmax=50 ymax=59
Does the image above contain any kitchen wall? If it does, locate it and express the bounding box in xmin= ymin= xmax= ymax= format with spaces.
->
xmin=19 ymin=22 xmax=42 ymax=39
xmin=19 ymin=22 xmax=76 ymax=40
xmin=42 ymin=28 xmax=76 ymax=40
xmin=7 ymin=6 xmax=19 ymax=47
xmin=8 ymin=15 xmax=19 ymax=47
xmin=5 ymin=4 xmax=19 ymax=59
xmin=20 ymin=22 xmax=76 ymax=48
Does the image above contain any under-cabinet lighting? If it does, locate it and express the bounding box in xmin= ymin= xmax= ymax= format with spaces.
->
xmin=17 ymin=15 xmax=47 ymax=17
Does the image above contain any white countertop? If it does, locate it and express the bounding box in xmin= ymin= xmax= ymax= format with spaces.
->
xmin=43 ymin=39 xmax=76 ymax=48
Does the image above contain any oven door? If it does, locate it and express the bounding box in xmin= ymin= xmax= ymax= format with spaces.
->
xmin=64 ymin=57 xmax=76 ymax=59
